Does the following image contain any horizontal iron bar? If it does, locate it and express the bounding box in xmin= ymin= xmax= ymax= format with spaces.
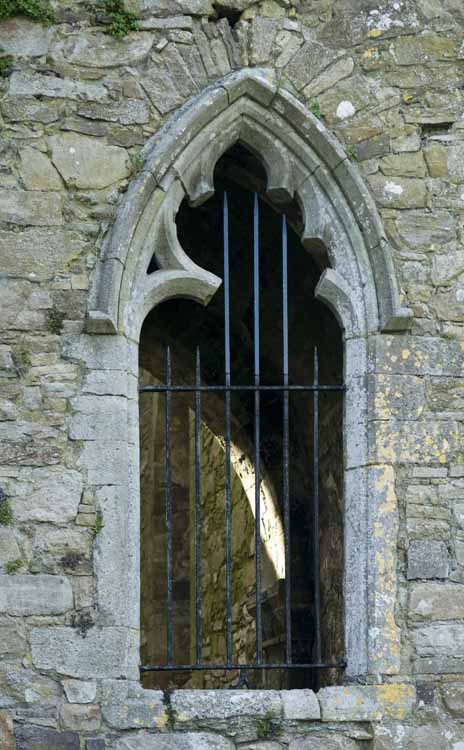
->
xmin=140 ymin=661 xmax=346 ymax=672
xmin=139 ymin=384 xmax=345 ymax=393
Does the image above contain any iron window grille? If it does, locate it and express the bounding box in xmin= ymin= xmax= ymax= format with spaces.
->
xmin=139 ymin=193 xmax=346 ymax=688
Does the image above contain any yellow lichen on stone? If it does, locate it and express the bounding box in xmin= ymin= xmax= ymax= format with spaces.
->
xmin=368 ymin=28 xmax=382 ymax=37
xmin=374 ymin=684 xmax=415 ymax=719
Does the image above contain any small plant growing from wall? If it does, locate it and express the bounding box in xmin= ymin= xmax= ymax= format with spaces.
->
xmin=0 ymin=489 xmax=13 ymax=526
xmin=0 ymin=0 xmax=54 ymax=24
xmin=309 ymin=100 xmax=322 ymax=120
xmin=5 ymin=558 xmax=22 ymax=574
xmin=101 ymin=0 xmax=138 ymax=37
xmin=91 ymin=510 xmax=104 ymax=539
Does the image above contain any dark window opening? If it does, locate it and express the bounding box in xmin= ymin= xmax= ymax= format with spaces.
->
xmin=212 ymin=4 xmax=242 ymax=28
xmin=139 ymin=145 xmax=345 ymax=690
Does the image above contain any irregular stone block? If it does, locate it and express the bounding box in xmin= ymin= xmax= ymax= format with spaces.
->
xmin=0 ymin=712 xmax=14 ymax=750
xmin=0 ymin=527 xmax=21 ymax=568
xmin=0 ymin=228 xmax=89 ymax=279
xmin=373 ymin=684 xmax=416 ymax=720
xmin=0 ymin=189 xmax=62 ymax=226
xmin=77 ymin=99 xmax=150 ymax=125
xmin=63 ymin=678 xmax=96 ymax=704
xmin=289 ymin=738 xmax=360 ymax=750
xmin=407 ymin=540 xmax=449 ymax=580
xmin=414 ymin=623 xmax=464 ymax=673
xmin=409 ymin=583 xmax=464 ymax=622
xmin=0 ymin=625 xmax=26 ymax=658
xmin=113 ymin=732 xmax=234 ymax=750
xmin=60 ymin=703 xmax=101 ymax=731
xmin=86 ymin=741 xmax=106 ymax=750
xmin=101 ymin=679 xmax=165 ymax=729
xmin=371 ymin=419 xmax=460 ymax=465
xmin=30 ymin=627 xmax=138 ymax=679
xmin=0 ymin=575 xmax=73 ymax=616
xmin=13 ymin=467 xmax=82 ymax=524
xmin=19 ymin=147 xmax=62 ymax=191
xmin=0 ymin=17 xmax=52 ymax=57
xmin=51 ymin=31 xmax=154 ymax=68
xmin=49 ymin=134 xmax=130 ymax=189
xmin=9 ymin=71 xmax=109 ymax=102
xmin=281 ymin=689 xmax=320 ymax=720
xmin=14 ymin=725 xmax=79 ymax=750
xmin=69 ymin=395 xmax=128 ymax=442
xmin=368 ymin=175 xmax=427 ymax=209
xmin=318 ymin=686 xmax=382 ymax=722
xmin=442 ymin=683 xmax=464 ymax=716
xmin=171 ymin=690 xmax=282 ymax=721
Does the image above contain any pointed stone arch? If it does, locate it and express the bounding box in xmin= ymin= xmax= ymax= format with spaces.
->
xmin=81 ymin=67 xmax=408 ymax=682
xmin=87 ymin=67 xmax=411 ymax=341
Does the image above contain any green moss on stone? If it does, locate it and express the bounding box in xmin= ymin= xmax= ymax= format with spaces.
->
xmin=309 ymin=100 xmax=322 ymax=120
xmin=0 ymin=54 xmax=13 ymax=77
xmin=6 ymin=558 xmax=22 ymax=574
xmin=0 ymin=0 xmax=54 ymax=24
xmin=0 ymin=493 xmax=13 ymax=526
xmin=47 ymin=305 xmax=65 ymax=335
xmin=91 ymin=510 xmax=104 ymax=539
xmin=103 ymin=0 xmax=138 ymax=37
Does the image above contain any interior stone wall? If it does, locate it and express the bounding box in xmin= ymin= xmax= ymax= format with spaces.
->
xmin=0 ymin=0 xmax=464 ymax=748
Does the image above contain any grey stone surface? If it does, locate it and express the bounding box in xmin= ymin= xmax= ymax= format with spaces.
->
xmin=12 ymin=468 xmax=82 ymax=523
xmin=51 ymin=32 xmax=154 ymax=68
xmin=281 ymin=690 xmax=320 ymax=720
xmin=113 ymin=733 xmax=234 ymax=750
xmin=407 ymin=540 xmax=450 ymax=579
xmin=318 ymin=686 xmax=382 ymax=722
xmin=9 ymin=71 xmax=109 ymax=101
xmin=0 ymin=575 xmax=73 ymax=615
xmin=30 ymin=627 xmax=139 ymax=679
xmin=14 ymin=726 xmax=79 ymax=750
xmin=19 ymin=148 xmax=62 ymax=191
xmin=63 ymin=678 xmax=97 ymax=704
xmin=289 ymin=738 xmax=361 ymax=750
xmin=171 ymin=690 xmax=282 ymax=721
xmin=0 ymin=189 xmax=62 ymax=226
xmin=409 ymin=583 xmax=464 ymax=622
xmin=0 ymin=17 xmax=52 ymax=57
xmin=49 ymin=134 xmax=130 ymax=189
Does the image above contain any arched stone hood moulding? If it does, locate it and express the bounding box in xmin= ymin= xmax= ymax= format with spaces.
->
xmin=87 ymin=67 xmax=412 ymax=342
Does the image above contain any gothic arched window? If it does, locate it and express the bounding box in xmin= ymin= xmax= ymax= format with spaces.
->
xmin=139 ymin=146 xmax=344 ymax=690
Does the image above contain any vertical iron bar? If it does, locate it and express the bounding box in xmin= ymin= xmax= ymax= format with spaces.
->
xmin=165 ymin=346 xmax=174 ymax=665
xmin=253 ymin=194 xmax=262 ymax=665
xmin=194 ymin=347 xmax=202 ymax=665
xmin=223 ymin=192 xmax=233 ymax=666
xmin=282 ymin=214 xmax=292 ymax=664
xmin=312 ymin=347 xmax=321 ymax=663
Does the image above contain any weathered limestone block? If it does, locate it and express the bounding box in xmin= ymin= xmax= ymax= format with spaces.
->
xmin=49 ymin=134 xmax=130 ymax=189
xmin=172 ymin=690 xmax=282 ymax=722
xmin=393 ymin=209 xmax=456 ymax=250
xmin=133 ymin=0 xmax=215 ymax=15
xmin=407 ymin=540 xmax=449 ymax=580
xmin=14 ymin=726 xmax=80 ymax=750
xmin=432 ymin=251 xmax=464 ymax=286
xmin=60 ymin=703 xmax=101 ymax=731
xmin=12 ymin=468 xmax=82 ymax=524
xmin=101 ymin=681 xmax=166 ymax=729
xmin=30 ymin=525 xmax=91 ymax=575
xmin=9 ymin=71 xmax=109 ymax=101
xmin=0 ymin=17 xmax=52 ymax=57
xmin=69 ymin=395 xmax=128 ymax=442
xmin=414 ymin=623 xmax=464 ymax=673
xmin=0 ymin=189 xmax=62 ymax=226
xmin=302 ymin=57 xmax=354 ymax=99
xmin=448 ymin=143 xmax=464 ymax=182
xmin=392 ymin=33 xmax=461 ymax=65
xmin=409 ymin=583 xmax=464 ymax=622
xmin=113 ymin=733 xmax=234 ymax=750
xmin=0 ymin=664 xmax=61 ymax=707
xmin=441 ymin=683 xmax=464 ymax=716
xmin=289 ymin=738 xmax=362 ymax=750
xmin=63 ymin=678 xmax=97 ymax=704
xmin=0 ymin=228 xmax=89 ymax=279
xmin=281 ymin=689 xmax=320 ymax=720
xmin=0 ymin=625 xmax=26 ymax=658
xmin=368 ymin=175 xmax=428 ymax=209
xmin=380 ymin=152 xmax=427 ymax=178
xmin=372 ymin=419 xmax=459 ymax=465
xmin=424 ymin=144 xmax=448 ymax=178
xmin=30 ymin=627 xmax=139 ymax=679
xmin=0 ymin=712 xmax=14 ymax=750
xmin=51 ymin=32 xmax=154 ymax=68
xmin=0 ymin=527 xmax=21 ymax=569
xmin=284 ymin=40 xmax=343 ymax=92
xmin=19 ymin=147 xmax=62 ymax=191
xmin=0 ymin=575 xmax=73 ymax=615
xmin=77 ymin=99 xmax=151 ymax=125
xmin=374 ymin=336 xmax=464 ymax=377
xmin=318 ymin=686 xmax=382 ymax=722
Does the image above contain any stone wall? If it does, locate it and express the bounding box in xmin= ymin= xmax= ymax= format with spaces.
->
xmin=0 ymin=0 xmax=464 ymax=747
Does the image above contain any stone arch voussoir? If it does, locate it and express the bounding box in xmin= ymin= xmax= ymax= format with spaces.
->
xmin=87 ymin=67 xmax=412 ymax=341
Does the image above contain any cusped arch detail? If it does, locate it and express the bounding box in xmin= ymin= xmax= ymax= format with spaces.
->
xmin=87 ymin=67 xmax=412 ymax=341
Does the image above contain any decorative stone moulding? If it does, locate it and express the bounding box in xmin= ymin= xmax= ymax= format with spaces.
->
xmin=87 ymin=67 xmax=412 ymax=341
